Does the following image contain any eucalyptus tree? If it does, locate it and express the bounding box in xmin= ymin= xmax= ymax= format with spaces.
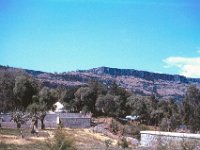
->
xmin=95 ymin=94 xmax=120 ymax=117
xmin=183 ymin=85 xmax=200 ymax=133
xmin=13 ymin=75 xmax=40 ymax=110
xmin=126 ymin=94 xmax=149 ymax=123
xmin=74 ymin=87 xmax=94 ymax=113
xmin=11 ymin=111 xmax=30 ymax=129
xmin=27 ymin=87 xmax=58 ymax=129
xmin=0 ymin=69 xmax=25 ymax=111
xmin=27 ymin=98 xmax=47 ymax=129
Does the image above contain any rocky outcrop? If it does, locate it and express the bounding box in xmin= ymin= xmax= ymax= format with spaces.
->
xmin=83 ymin=67 xmax=189 ymax=83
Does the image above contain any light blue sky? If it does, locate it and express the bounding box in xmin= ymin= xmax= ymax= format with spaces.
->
xmin=0 ymin=0 xmax=200 ymax=77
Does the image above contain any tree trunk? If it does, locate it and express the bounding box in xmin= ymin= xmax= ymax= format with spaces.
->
xmin=17 ymin=122 xmax=21 ymax=128
xmin=41 ymin=118 xmax=45 ymax=129
xmin=40 ymin=114 xmax=46 ymax=130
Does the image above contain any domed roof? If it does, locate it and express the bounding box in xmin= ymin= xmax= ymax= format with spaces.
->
xmin=54 ymin=101 xmax=64 ymax=113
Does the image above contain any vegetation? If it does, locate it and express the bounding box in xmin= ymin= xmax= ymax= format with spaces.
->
xmin=110 ymin=119 xmax=120 ymax=134
xmin=0 ymin=68 xmax=25 ymax=111
xmin=123 ymin=124 xmax=150 ymax=139
xmin=11 ymin=111 xmax=29 ymax=129
xmin=46 ymin=128 xmax=76 ymax=150
xmin=0 ymin=128 xmax=123 ymax=150
xmin=118 ymin=137 xmax=129 ymax=149
xmin=105 ymin=139 xmax=112 ymax=150
xmin=1 ymin=67 xmax=200 ymax=133
xmin=183 ymin=85 xmax=200 ymax=133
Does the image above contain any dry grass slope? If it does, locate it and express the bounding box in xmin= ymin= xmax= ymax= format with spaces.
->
xmin=0 ymin=128 xmax=125 ymax=150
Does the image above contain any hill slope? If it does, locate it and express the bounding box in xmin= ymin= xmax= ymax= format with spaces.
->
xmin=1 ymin=65 xmax=200 ymax=100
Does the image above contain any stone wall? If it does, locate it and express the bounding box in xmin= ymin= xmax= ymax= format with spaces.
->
xmin=140 ymin=131 xmax=200 ymax=147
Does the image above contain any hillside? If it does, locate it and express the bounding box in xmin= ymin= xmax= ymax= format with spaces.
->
xmin=0 ymin=128 xmax=122 ymax=150
xmin=1 ymin=65 xmax=200 ymax=100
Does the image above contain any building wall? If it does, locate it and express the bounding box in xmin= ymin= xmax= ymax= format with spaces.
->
xmin=45 ymin=113 xmax=91 ymax=128
xmin=0 ymin=113 xmax=91 ymax=129
xmin=60 ymin=117 xmax=91 ymax=128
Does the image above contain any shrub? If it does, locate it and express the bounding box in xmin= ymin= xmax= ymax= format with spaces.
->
xmin=139 ymin=124 xmax=150 ymax=131
xmin=118 ymin=137 xmax=129 ymax=149
xmin=45 ymin=129 xmax=76 ymax=150
xmin=123 ymin=124 xmax=150 ymax=139
xmin=105 ymin=139 xmax=112 ymax=150
xmin=159 ymin=118 xmax=169 ymax=131
xmin=110 ymin=119 xmax=120 ymax=134
xmin=0 ymin=142 xmax=8 ymax=149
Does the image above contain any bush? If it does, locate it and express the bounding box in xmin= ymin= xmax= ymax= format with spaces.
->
xmin=0 ymin=142 xmax=8 ymax=149
xmin=139 ymin=124 xmax=150 ymax=131
xmin=46 ymin=129 xmax=76 ymax=150
xmin=123 ymin=125 xmax=139 ymax=134
xmin=118 ymin=137 xmax=129 ymax=149
xmin=123 ymin=124 xmax=150 ymax=139
xmin=105 ymin=139 xmax=112 ymax=150
xmin=110 ymin=119 xmax=120 ymax=134
xmin=159 ymin=118 xmax=169 ymax=131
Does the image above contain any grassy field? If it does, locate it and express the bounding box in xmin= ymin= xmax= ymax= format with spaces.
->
xmin=0 ymin=128 xmax=52 ymax=150
xmin=0 ymin=128 xmax=126 ymax=150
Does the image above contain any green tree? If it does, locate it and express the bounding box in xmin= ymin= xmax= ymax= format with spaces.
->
xmin=13 ymin=75 xmax=39 ymax=109
xmin=95 ymin=94 xmax=120 ymax=117
xmin=147 ymin=95 xmax=160 ymax=126
xmin=0 ymin=69 xmax=25 ymax=111
xmin=60 ymin=87 xmax=79 ymax=112
xmin=108 ymin=81 xmax=131 ymax=117
xmin=126 ymin=95 xmax=149 ymax=123
xmin=46 ymin=128 xmax=76 ymax=150
xmin=183 ymin=85 xmax=200 ymax=133
xmin=74 ymin=87 xmax=94 ymax=113
xmin=150 ymin=99 xmax=180 ymax=131
xmin=39 ymin=87 xmax=57 ymax=109
xmin=27 ymin=98 xmax=47 ymax=129
xmin=27 ymin=87 xmax=58 ymax=129
xmin=11 ymin=111 xmax=29 ymax=129
xmin=0 ymin=70 xmax=16 ymax=111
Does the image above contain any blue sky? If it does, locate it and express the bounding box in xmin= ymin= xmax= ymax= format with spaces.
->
xmin=0 ymin=0 xmax=200 ymax=77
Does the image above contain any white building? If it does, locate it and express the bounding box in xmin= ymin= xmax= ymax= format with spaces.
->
xmin=53 ymin=101 xmax=66 ymax=113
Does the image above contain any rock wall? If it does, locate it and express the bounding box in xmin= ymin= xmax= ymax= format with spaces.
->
xmin=140 ymin=131 xmax=200 ymax=147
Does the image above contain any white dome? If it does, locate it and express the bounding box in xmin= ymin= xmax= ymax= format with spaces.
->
xmin=54 ymin=102 xmax=64 ymax=112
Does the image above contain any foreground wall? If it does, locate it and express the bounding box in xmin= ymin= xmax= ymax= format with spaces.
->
xmin=140 ymin=131 xmax=200 ymax=147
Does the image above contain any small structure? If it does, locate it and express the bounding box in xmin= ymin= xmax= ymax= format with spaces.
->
xmin=59 ymin=113 xmax=91 ymax=128
xmin=53 ymin=101 xmax=66 ymax=113
xmin=44 ymin=101 xmax=91 ymax=128
xmin=44 ymin=113 xmax=91 ymax=128
xmin=0 ymin=102 xmax=91 ymax=129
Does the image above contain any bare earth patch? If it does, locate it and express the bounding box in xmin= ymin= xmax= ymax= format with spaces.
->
xmin=63 ymin=128 xmax=119 ymax=149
